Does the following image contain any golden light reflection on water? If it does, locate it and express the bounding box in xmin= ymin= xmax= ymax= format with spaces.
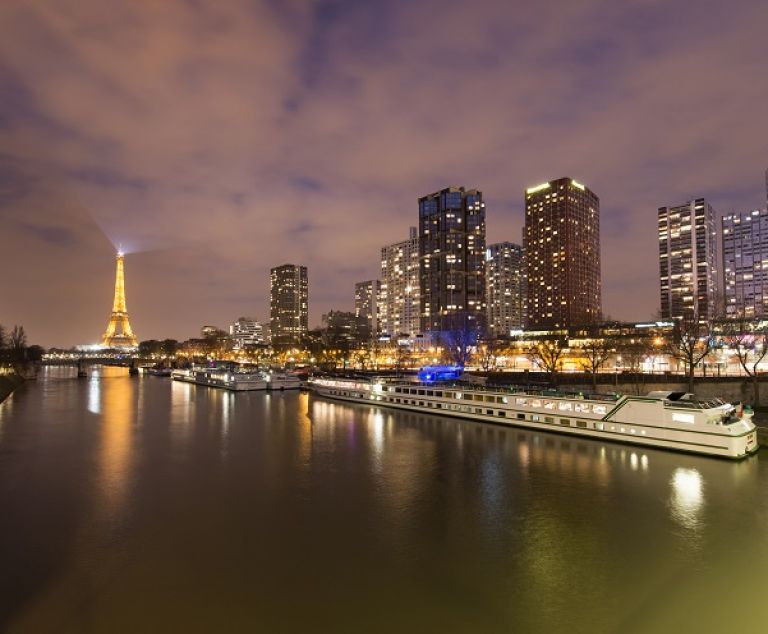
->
xmin=99 ymin=372 xmax=135 ymax=522
xmin=669 ymin=467 xmax=704 ymax=530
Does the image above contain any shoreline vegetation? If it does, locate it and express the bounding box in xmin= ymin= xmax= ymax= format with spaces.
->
xmin=0 ymin=372 xmax=24 ymax=404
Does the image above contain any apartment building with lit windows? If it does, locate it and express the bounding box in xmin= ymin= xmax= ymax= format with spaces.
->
xmin=354 ymin=280 xmax=380 ymax=338
xmin=269 ymin=264 xmax=308 ymax=348
xmin=523 ymin=178 xmax=601 ymax=329
xmin=722 ymin=208 xmax=768 ymax=318
xmin=658 ymin=199 xmax=718 ymax=321
xmin=419 ymin=187 xmax=486 ymax=333
xmin=380 ymin=227 xmax=420 ymax=336
xmin=486 ymin=242 xmax=524 ymax=337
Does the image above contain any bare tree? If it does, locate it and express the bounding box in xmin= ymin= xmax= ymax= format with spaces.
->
xmin=438 ymin=313 xmax=480 ymax=368
xmin=527 ymin=338 xmax=567 ymax=387
xmin=665 ymin=315 xmax=712 ymax=393
xmin=722 ymin=314 xmax=768 ymax=405
xmin=576 ymin=332 xmax=615 ymax=391
xmin=476 ymin=338 xmax=502 ymax=373
xmin=618 ymin=338 xmax=653 ymax=395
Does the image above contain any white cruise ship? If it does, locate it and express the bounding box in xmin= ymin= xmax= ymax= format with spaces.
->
xmin=309 ymin=375 xmax=759 ymax=460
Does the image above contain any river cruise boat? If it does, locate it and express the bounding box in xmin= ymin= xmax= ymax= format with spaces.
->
xmin=265 ymin=372 xmax=302 ymax=390
xmin=172 ymin=366 xmax=267 ymax=391
xmin=309 ymin=376 xmax=758 ymax=460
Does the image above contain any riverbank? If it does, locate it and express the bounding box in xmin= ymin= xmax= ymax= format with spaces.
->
xmin=0 ymin=372 xmax=24 ymax=404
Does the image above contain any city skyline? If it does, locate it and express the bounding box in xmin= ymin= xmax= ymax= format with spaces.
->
xmin=1 ymin=1 xmax=767 ymax=346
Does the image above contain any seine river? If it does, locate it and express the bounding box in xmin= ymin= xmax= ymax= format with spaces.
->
xmin=1 ymin=367 xmax=767 ymax=633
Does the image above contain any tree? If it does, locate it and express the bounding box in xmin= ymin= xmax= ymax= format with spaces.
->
xmin=9 ymin=325 xmax=27 ymax=363
xmin=0 ymin=324 xmax=6 ymax=351
xmin=476 ymin=338 xmax=502 ymax=373
xmin=722 ymin=314 xmax=768 ymax=406
xmin=665 ymin=314 xmax=712 ymax=393
xmin=576 ymin=331 xmax=615 ymax=391
xmin=527 ymin=338 xmax=567 ymax=387
xmin=617 ymin=338 xmax=653 ymax=395
xmin=438 ymin=312 xmax=480 ymax=368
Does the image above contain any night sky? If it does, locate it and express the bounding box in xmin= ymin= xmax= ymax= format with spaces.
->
xmin=1 ymin=0 xmax=766 ymax=347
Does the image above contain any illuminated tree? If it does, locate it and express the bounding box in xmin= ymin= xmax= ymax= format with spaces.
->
xmin=665 ymin=314 xmax=712 ymax=394
xmin=527 ymin=338 xmax=567 ymax=387
xmin=722 ymin=313 xmax=768 ymax=405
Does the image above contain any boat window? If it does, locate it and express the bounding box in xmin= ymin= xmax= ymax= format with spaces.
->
xmin=487 ymin=409 xmax=493 ymax=415
xmin=545 ymin=416 xmax=554 ymax=423
xmin=593 ymin=405 xmax=607 ymax=415
xmin=594 ymin=422 xmax=604 ymax=431
xmin=532 ymin=415 xmax=540 ymax=422
xmin=485 ymin=395 xmax=495 ymax=403
xmin=544 ymin=401 xmax=555 ymax=410
xmin=418 ymin=390 xmax=425 ymax=396
xmin=516 ymin=398 xmax=528 ymax=406
xmin=435 ymin=391 xmax=443 ymax=397
xmin=575 ymin=403 xmax=589 ymax=413
xmin=672 ymin=412 xmax=695 ymax=424
xmin=560 ymin=418 xmax=570 ymax=426
xmin=531 ymin=399 xmax=541 ymax=408
xmin=500 ymin=396 xmax=509 ymax=404
xmin=517 ymin=413 xmax=525 ymax=420
xmin=426 ymin=390 xmax=434 ymax=397
xmin=498 ymin=411 xmax=506 ymax=417
xmin=576 ymin=420 xmax=587 ymax=428
xmin=558 ymin=402 xmax=573 ymax=412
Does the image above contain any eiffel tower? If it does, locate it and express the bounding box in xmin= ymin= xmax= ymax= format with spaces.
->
xmin=102 ymin=251 xmax=138 ymax=348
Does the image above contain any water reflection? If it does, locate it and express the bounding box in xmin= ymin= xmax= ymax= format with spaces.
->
xmin=98 ymin=371 xmax=135 ymax=524
xmin=670 ymin=467 xmax=704 ymax=530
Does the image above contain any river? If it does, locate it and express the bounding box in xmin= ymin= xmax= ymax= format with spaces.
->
xmin=1 ymin=366 xmax=767 ymax=633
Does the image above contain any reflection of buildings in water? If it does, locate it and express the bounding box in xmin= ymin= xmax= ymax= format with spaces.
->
xmin=88 ymin=376 xmax=100 ymax=414
xmin=669 ymin=467 xmax=704 ymax=530
xmin=170 ymin=380 xmax=195 ymax=445
xmin=296 ymin=392 xmax=312 ymax=467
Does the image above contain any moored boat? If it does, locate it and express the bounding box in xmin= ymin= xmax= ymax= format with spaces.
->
xmin=309 ymin=375 xmax=759 ymax=460
xmin=172 ymin=365 xmax=267 ymax=391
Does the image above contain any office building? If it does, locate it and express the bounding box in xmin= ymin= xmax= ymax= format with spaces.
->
xmin=658 ymin=199 xmax=718 ymax=321
xmin=524 ymin=178 xmax=601 ymax=329
xmin=380 ymin=227 xmax=420 ymax=336
xmin=270 ymin=264 xmax=308 ymax=348
xmin=419 ymin=187 xmax=486 ymax=333
xmin=486 ymin=242 xmax=524 ymax=337
xmin=229 ymin=317 xmax=265 ymax=348
xmin=722 ymin=209 xmax=768 ymax=318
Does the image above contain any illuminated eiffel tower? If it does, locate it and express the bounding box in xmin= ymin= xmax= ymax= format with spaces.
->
xmin=101 ymin=251 xmax=138 ymax=348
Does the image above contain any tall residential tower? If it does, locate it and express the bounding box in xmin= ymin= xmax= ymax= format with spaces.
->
xmin=486 ymin=242 xmax=524 ymax=337
xmin=354 ymin=280 xmax=380 ymax=339
xmin=269 ymin=264 xmax=308 ymax=348
xmin=658 ymin=199 xmax=718 ymax=321
xmin=380 ymin=227 xmax=420 ymax=337
xmin=419 ymin=187 xmax=486 ymax=333
xmin=722 ymin=209 xmax=768 ymax=318
xmin=523 ymin=178 xmax=601 ymax=330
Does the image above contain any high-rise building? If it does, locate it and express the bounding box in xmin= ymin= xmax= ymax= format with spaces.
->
xmin=270 ymin=264 xmax=308 ymax=348
xmin=380 ymin=227 xmax=420 ymax=336
xmin=523 ymin=178 xmax=601 ymax=330
xmin=658 ymin=199 xmax=718 ymax=321
xmin=486 ymin=242 xmax=524 ymax=337
xmin=419 ymin=187 xmax=486 ymax=333
xmin=722 ymin=209 xmax=768 ymax=318
xmin=354 ymin=280 xmax=380 ymax=339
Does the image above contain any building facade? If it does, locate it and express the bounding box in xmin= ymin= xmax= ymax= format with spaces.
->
xmin=380 ymin=227 xmax=420 ymax=336
xmin=722 ymin=209 xmax=768 ymax=318
xmin=658 ymin=199 xmax=718 ymax=321
xmin=269 ymin=264 xmax=308 ymax=348
xmin=354 ymin=280 xmax=380 ymax=339
xmin=523 ymin=178 xmax=601 ymax=329
xmin=229 ymin=317 xmax=265 ymax=348
xmin=485 ymin=242 xmax=524 ymax=337
xmin=418 ymin=187 xmax=486 ymax=333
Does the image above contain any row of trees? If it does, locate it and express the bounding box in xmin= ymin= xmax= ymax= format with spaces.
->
xmin=0 ymin=324 xmax=44 ymax=369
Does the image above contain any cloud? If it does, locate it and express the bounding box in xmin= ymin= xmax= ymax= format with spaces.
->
xmin=0 ymin=0 xmax=766 ymax=345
